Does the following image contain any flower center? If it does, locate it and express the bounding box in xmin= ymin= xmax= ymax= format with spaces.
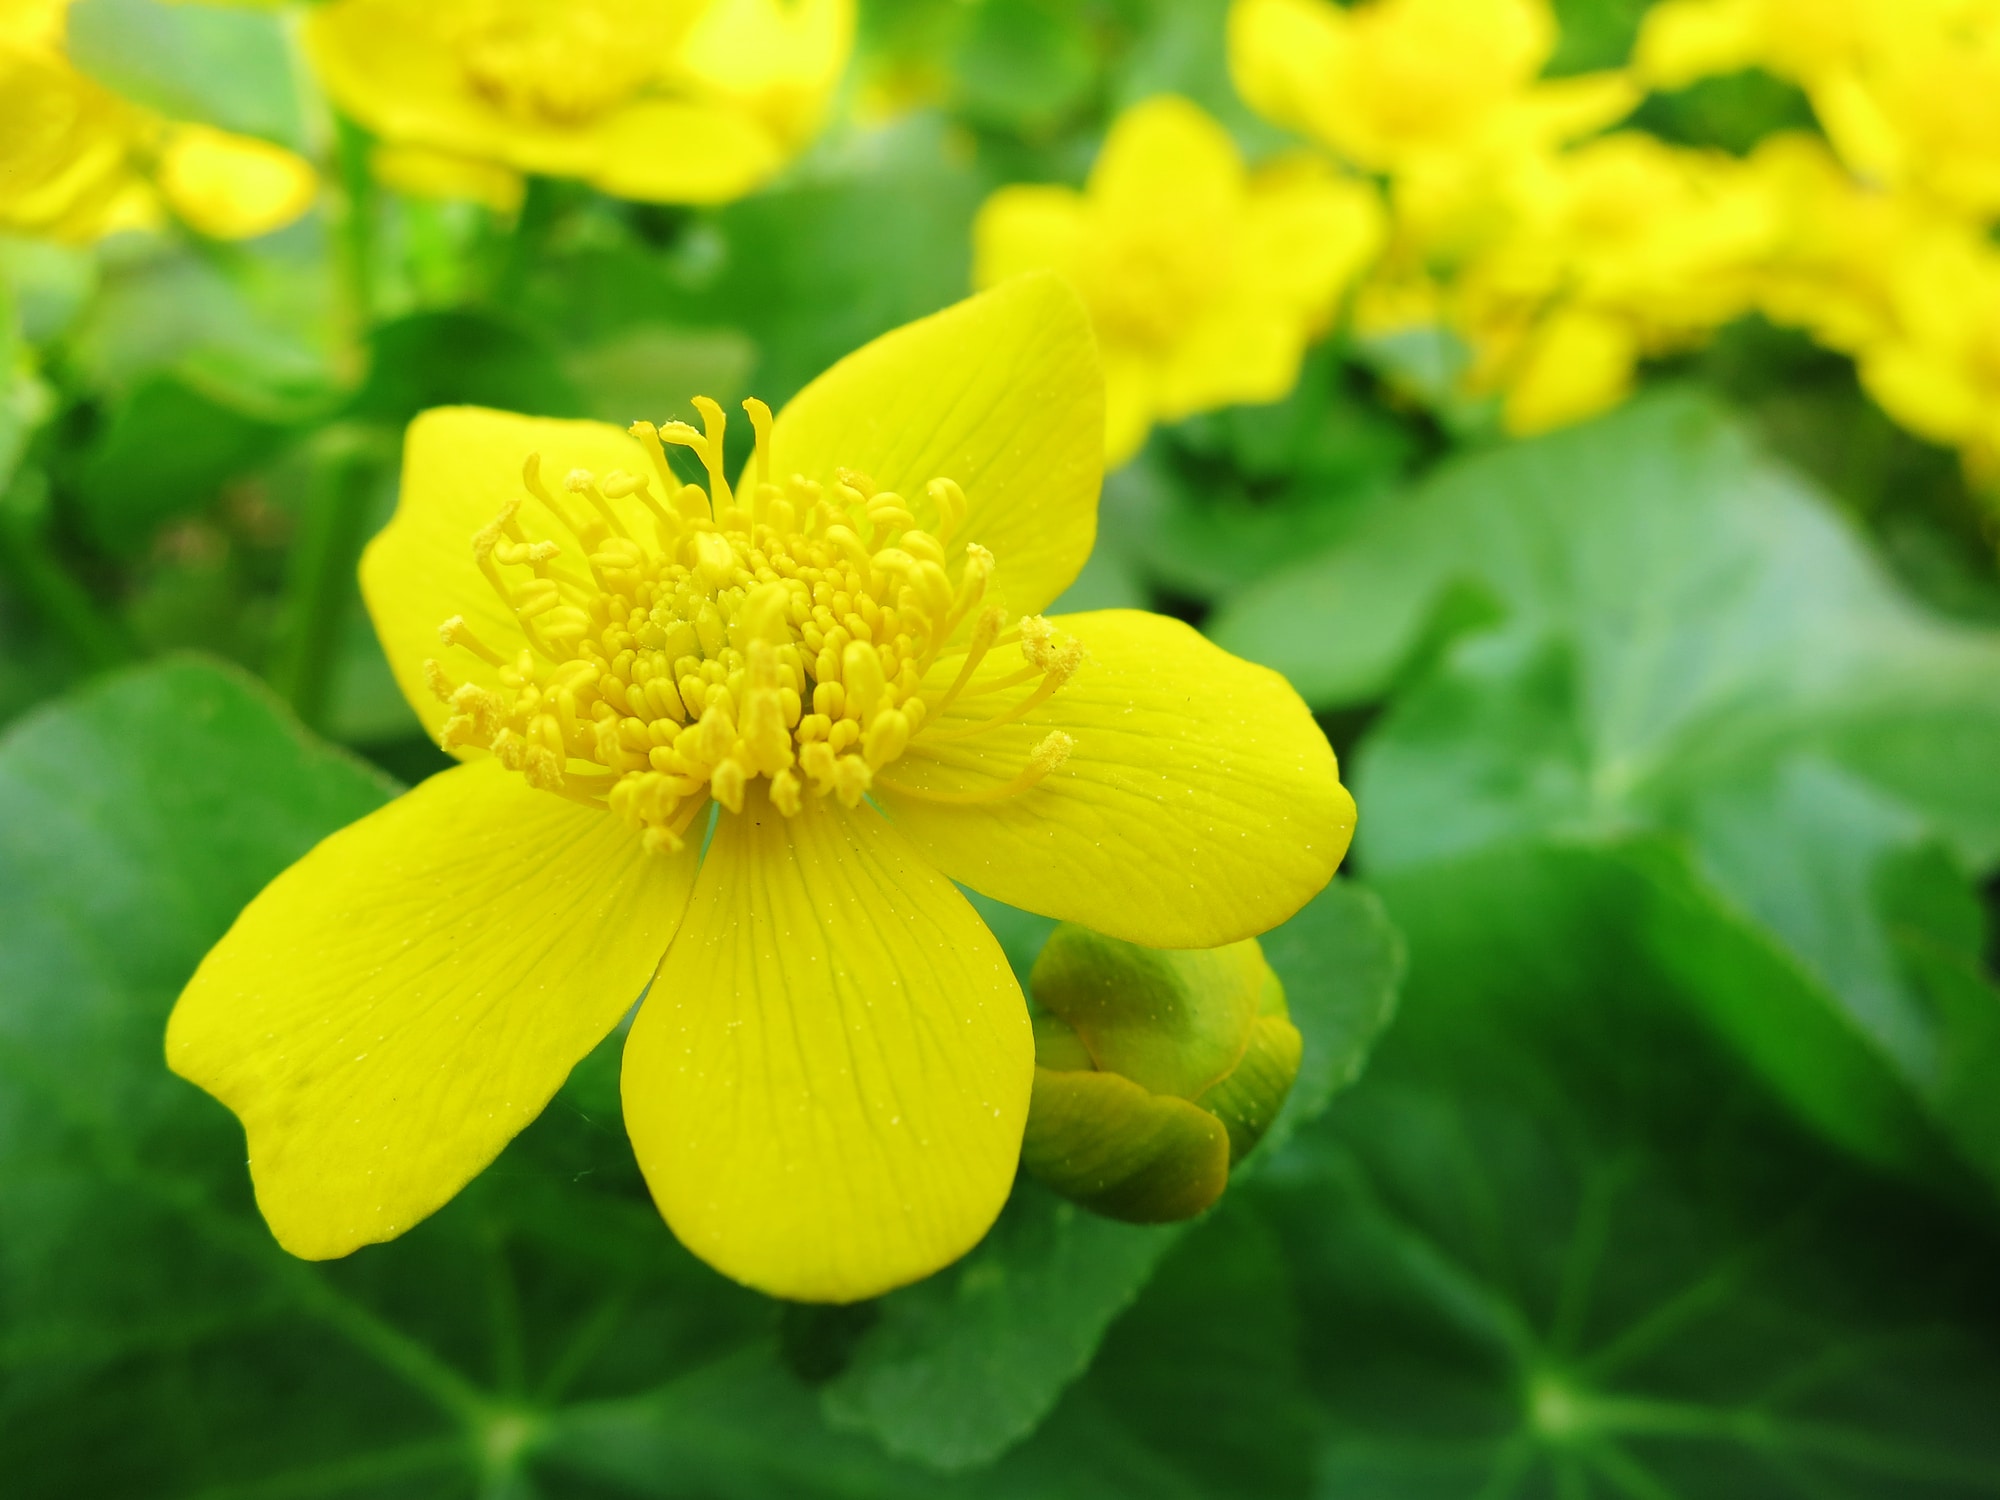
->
xmin=426 ymin=397 xmax=1083 ymax=852
xmin=450 ymin=0 xmax=688 ymax=126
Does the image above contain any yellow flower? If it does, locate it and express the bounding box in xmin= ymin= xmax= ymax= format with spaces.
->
xmin=1855 ymin=233 xmax=2000 ymax=483
xmin=1633 ymin=0 xmax=1890 ymax=93
xmin=973 ymin=96 xmax=1382 ymax=465
xmin=1744 ymin=132 xmax=1949 ymax=357
xmin=0 ymin=36 xmax=157 ymax=240
xmin=0 ymin=0 xmax=315 ymax=242
xmin=1451 ymin=133 xmax=1777 ymax=433
xmin=1228 ymin=0 xmax=1635 ymax=176
xmin=164 ymin=275 xmax=1356 ymax=1302
xmin=305 ymin=0 xmax=855 ymax=206
xmin=1639 ymin=0 xmax=2000 ymax=220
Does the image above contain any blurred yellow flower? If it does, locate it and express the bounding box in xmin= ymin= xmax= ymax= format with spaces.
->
xmin=0 ymin=0 xmax=315 ymax=242
xmin=1228 ymin=0 xmax=1635 ymax=174
xmin=155 ymin=123 xmax=317 ymax=240
xmin=1456 ymin=133 xmax=1777 ymax=433
xmin=1634 ymin=0 xmax=1890 ymax=92
xmin=1856 ymin=233 xmax=2000 ymax=483
xmin=306 ymin=0 xmax=855 ymax=206
xmin=165 ymin=275 xmax=1356 ymax=1302
xmin=973 ymin=95 xmax=1382 ymax=464
xmin=1640 ymin=0 xmax=2000 ymax=220
xmin=0 ymin=35 xmax=156 ymax=240
xmin=1743 ymin=132 xmax=1947 ymax=357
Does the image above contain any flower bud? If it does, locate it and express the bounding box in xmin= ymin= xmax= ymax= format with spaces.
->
xmin=1018 ymin=924 xmax=1302 ymax=1223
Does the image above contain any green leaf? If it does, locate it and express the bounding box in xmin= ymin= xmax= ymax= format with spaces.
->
xmin=1257 ymin=840 xmax=2000 ymax=1498
xmin=689 ymin=125 xmax=982 ymax=407
xmin=69 ymin=237 xmax=342 ymax=421
xmin=0 ymin=657 xmax=783 ymax=1496
xmin=67 ymin=0 xmax=305 ymax=148
xmin=76 ymin=373 xmax=289 ymax=552
xmin=350 ymin=310 xmax=583 ymax=427
xmin=819 ymin=879 xmax=1403 ymax=1471
xmin=1105 ymin=351 xmax=1417 ymax=602
xmin=1217 ymin=392 xmax=2000 ymax=1199
xmin=820 ymin=1184 xmax=1188 ymax=1472
xmin=951 ymin=0 xmax=1097 ymax=137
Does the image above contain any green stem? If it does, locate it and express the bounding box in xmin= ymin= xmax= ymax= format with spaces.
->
xmin=266 ymin=431 xmax=383 ymax=731
xmin=0 ymin=483 xmax=131 ymax=673
xmin=333 ymin=115 xmax=378 ymax=367
xmin=489 ymin=175 xmax=561 ymax=306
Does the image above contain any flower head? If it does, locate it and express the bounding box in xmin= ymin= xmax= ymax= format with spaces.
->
xmin=165 ymin=275 xmax=1357 ymax=1301
xmin=1639 ymin=0 xmax=2000 ymax=221
xmin=1855 ymin=232 xmax=2000 ymax=485
xmin=1229 ymin=0 xmax=1636 ymax=175
xmin=305 ymin=0 xmax=855 ymax=205
xmin=974 ymin=95 xmax=1382 ymax=464
xmin=0 ymin=0 xmax=314 ymax=242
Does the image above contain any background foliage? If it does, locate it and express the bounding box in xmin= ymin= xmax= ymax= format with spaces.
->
xmin=3 ymin=0 xmax=1999 ymax=1496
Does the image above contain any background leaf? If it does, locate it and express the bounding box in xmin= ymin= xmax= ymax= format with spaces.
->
xmin=1255 ymin=838 xmax=2000 ymax=1498
xmin=1217 ymin=394 xmax=2000 ymax=1204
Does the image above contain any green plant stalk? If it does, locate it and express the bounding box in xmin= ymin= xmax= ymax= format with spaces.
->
xmin=333 ymin=114 xmax=378 ymax=371
xmin=267 ymin=436 xmax=381 ymax=731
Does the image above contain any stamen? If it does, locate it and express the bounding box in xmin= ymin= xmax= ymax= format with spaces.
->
xmin=743 ymin=398 xmax=773 ymax=500
xmin=438 ymin=615 xmax=506 ymax=666
xmin=877 ymin=731 xmax=1073 ymax=804
xmin=445 ymin=400 xmax=1077 ymax=847
xmin=658 ymin=397 xmax=732 ymax=516
xmin=929 ymin=604 xmax=1009 ymax=718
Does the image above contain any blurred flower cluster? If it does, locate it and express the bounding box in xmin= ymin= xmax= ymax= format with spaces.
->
xmin=1234 ymin=0 xmax=2000 ymax=479
xmin=975 ymin=0 xmax=2000 ymax=488
xmin=0 ymin=0 xmax=315 ymax=241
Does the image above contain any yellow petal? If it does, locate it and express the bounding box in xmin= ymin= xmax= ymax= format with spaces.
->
xmin=1228 ymin=0 xmax=1351 ymax=147
xmin=583 ymin=95 xmax=788 ymax=205
xmin=1102 ymin=346 xmax=1160 ymax=467
xmin=675 ymin=0 xmax=855 ymax=151
xmin=1088 ymin=93 xmax=1244 ymax=221
xmin=622 ymin=789 xmax=1032 ymax=1302
xmin=309 ymin=0 xmax=795 ymax=205
xmin=1241 ymin=156 xmax=1384 ymax=317
xmin=1633 ymin=0 xmax=1763 ymax=89
xmin=166 ymin=760 xmax=699 ymax=1259
xmin=972 ymin=183 xmax=1090 ymax=289
xmin=360 ymin=407 xmax=657 ymax=750
xmin=877 ymin=609 xmax=1354 ymax=947
xmin=767 ymin=273 xmax=1104 ymax=616
xmin=1499 ymin=307 xmax=1637 ymax=435
xmin=156 ymin=123 xmax=316 ymax=241
xmin=1155 ymin=294 xmax=1305 ymax=420
xmin=370 ymin=142 xmax=524 ymax=213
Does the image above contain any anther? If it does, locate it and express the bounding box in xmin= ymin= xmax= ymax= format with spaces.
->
xmin=438 ymin=615 xmax=506 ymax=666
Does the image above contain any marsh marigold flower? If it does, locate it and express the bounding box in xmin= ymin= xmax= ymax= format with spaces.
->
xmin=1854 ymin=233 xmax=2000 ymax=485
xmin=1639 ymin=0 xmax=2000 ymax=221
xmin=0 ymin=0 xmax=314 ymax=241
xmin=1453 ymin=133 xmax=1778 ymax=433
xmin=973 ymin=96 xmax=1382 ymax=465
xmin=306 ymin=0 xmax=854 ymax=206
xmin=165 ymin=275 xmax=1357 ymax=1302
xmin=1228 ymin=0 xmax=1635 ymax=176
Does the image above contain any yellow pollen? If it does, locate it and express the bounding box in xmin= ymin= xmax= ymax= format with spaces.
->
xmin=435 ymin=395 xmax=1085 ymax=849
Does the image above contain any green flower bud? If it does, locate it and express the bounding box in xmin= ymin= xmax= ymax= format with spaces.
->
xmin=1018 ymin=924 xmax=1302 ymax=1223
